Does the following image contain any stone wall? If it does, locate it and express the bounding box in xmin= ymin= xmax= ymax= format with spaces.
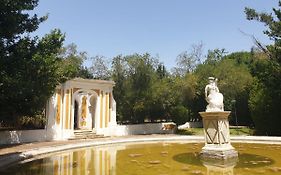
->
xmin=0 ymin=129 xmax=46 ymax=145
xmin=106 ymin=122 xmax=177 ymax=136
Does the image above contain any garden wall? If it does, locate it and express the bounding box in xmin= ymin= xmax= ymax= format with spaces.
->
xmin=105 ymin=122 xmax=177 ymax=136
xmin=0 ymin=129 xmax=46 ymax=145
xmin=0 ymin=122 xmax=177 ymax=144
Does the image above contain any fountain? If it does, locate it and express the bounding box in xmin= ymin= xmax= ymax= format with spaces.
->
xmin=199 ymin=77 xmax=238 ymax=161
xmin=2 ymin=77 xmax=281 ymax=175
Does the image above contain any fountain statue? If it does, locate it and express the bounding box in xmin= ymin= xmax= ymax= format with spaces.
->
xmin=199 ymin=77 xmax=238 ymax=160
xmin=205 ymin=77 xmax=224 ymax=112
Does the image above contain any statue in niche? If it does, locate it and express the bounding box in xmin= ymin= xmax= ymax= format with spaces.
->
xmin=204 ymin=77 xmax=224 ymax=112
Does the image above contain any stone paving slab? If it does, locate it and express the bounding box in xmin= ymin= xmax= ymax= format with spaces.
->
xmin=0 ymin=134 xmax=281 ymax=169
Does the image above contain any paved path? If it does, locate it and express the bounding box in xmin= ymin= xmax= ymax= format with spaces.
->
xmin=0 ymin=134 xmax=183 ymax=156
xmin=1 ymin=134 xmax=281 ymax=169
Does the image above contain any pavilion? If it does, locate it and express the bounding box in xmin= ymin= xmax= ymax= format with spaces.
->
xmin=45 ymin=78 xmax=117 ymax=140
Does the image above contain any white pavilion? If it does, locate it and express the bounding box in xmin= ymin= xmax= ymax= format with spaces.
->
xmin=45 ymin=78 xmax=117 ymax=140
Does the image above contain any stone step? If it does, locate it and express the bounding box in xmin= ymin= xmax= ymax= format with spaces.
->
xmin=69 ymin=130 xmax=106 ymax=140
xmin=68 ymin=135 xmax=105 ymax=140
xmin=74 ymin=130 xmax=93 ymax=134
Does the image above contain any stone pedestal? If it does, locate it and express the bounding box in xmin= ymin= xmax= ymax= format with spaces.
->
xmin=199 ymin=111 xmax=238 ymax=160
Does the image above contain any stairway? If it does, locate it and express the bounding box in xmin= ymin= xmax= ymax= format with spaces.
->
xmin=68 ymin=130 xmax=105 ymax=140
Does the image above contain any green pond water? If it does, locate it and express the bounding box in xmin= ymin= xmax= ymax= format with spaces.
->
xmin=1 ymin=142 xmax=281 ymax=175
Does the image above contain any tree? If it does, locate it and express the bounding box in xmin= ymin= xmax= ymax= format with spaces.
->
xmin=193 ymin=50 xmax=253 ymax=125
xmin=90 ymin=55 xmax=111 ymax=80
xmin=0 ymin=29 xmax=66 ymax=120
xmin=111 ymin=55 xmax=127 ymax=122
xmin=0 ymin=0 xmax=47 ymax=45
xmin=125 ymin=53 xmax=157 ymax=123
xmin=59 ymin=43 xmax=92 ymax=79
xmin=204 ymin=48 xmax=227 ymax=65
xmin=111 ymin=53 xmax=164 ymax=123
xmin=0 ymin=0 xmax=80 ymax=126
xmin=172 ymin=42 xmax=204 ymax=76
xmin=169 ymin=73 xmax=197 ymax=124
xmin=245 ymin=2 xmax=281 ymax=135
xmin=0 ymin=0 xmax=48 ymax=120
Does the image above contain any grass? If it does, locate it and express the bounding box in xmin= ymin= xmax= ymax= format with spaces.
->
xmin=176 ymin=128 xmax=204 ymax=135
xmin=176 ymin=127 xmax=254 ymax=136
xmin=229 ymin=127 xmax=254 ymax=136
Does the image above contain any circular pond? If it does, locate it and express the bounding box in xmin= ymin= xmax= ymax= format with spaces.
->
xmin=1 ymin=142 xmax=281 ymax=175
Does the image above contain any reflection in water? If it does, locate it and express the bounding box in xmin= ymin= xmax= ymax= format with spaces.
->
xmin=1 ymin=145 xmax=125 ymax=175
xmin=173 ymin=152 xmax=202 ymax=166
xmin=236 ymin=153 xmax=274 ymax=168
xmin=46 ymin=146 xmax=123 ymax=175
xmin=173 ymin=152 xmax=274 ymax=175
xmin=204 ymin=163 xmax=235 ymax=175
xmin=1 ymin=142 xmax=281 ymax=175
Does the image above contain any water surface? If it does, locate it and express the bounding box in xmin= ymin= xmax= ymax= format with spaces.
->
xmin=1 ymin=142 xmax=281 ymax=175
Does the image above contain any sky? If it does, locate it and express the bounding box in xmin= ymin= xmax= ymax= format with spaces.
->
xmin=32 ymin=0 xmax=277 ymax=69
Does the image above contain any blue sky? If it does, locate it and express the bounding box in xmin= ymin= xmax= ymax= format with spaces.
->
xmin=33 ymin=0 xmax=277 ymax=69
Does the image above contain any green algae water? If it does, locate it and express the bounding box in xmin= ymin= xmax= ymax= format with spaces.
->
xmin=1 ymin=142 xmax=281 ymax=175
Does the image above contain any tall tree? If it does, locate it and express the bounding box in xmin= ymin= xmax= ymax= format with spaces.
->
xmin=90 ymin=55 xmax=111 ymax=80
xmin=0 ymin=0 xmax=48 ymax=119
xmin=111 ymin=55 xmax=127 ymax=122
xmin=204 ymin=48 xmax=227 ymax=65
xmin=59 ymin=43 xmax=92 ymax=79
xmin=0 ymin=0 xmax=78 ymax=124
xmin=173 ymin=42 xmax=204 ymax=76
xmin=245 ymin=2 xmax=281 ymax=135
xmin=194 ymin=51 xmax=253 ymax=125
xmin=0 ymin=0 xmax=47 ymax=45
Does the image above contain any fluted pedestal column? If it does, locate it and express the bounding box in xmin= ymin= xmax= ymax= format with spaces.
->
xmin=199 ymin=111 xmax=238 ymax=160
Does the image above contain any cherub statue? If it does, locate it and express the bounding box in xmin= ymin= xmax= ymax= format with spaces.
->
xmin=204 ymin=77 xmax=224 ymax=112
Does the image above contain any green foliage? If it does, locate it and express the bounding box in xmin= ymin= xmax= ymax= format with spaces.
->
xmin=177 ymin=128 xmax=253 ymax=136
xmin=245 ymin=2 xmax=281 ymax=135
xmin=17 ymin=114 xmax=46 ymax=129
xmin=59 ymin=43 xmax=93 ymax=79
xmin=0 ymin=113 xmax=46 ymax=130
xmin=176 ymin=128 xmax=204 ymax=135
xmin=170 ymin=105 xmax=189 ymax=125
xmin=3 ymin=0 xmax=280 ymax=133
xmin=111 ymin=49 xmax=254 ymax=126
xmin=111 ymin=53 xmax=195 ymax=125
xmin=214 ymin=59 xmax=253 ymax=111
xmin=0 ymin=29 xmax=67 ymax=118
xmin=249 ymin=60 xmax=281 ymax=135
xmin=0 ymin=1 xmax=87 ymax=125
xmin=229 ymin=127 xmax=253 ymax=136
xmin=112 ymin=53 xmax=159 ymax=123
xmin=172 ymin=42 xmax=204 ymax=76
xmin=204 ymin=48 xmax=227 ymax=65
xmin=0 ymin=0 xmax=47 ymax=43
xmin=90 ymin=55 xmax=111 ymax=79
xmin=193 ymin=53 xmax=253 ymax=125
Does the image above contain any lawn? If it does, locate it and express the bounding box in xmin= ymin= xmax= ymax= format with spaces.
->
xmin=176 ymin=127 xmax=253 ymax=136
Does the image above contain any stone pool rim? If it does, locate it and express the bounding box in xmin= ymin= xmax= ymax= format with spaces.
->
xmin=1 ymin=135 xmax=281 ymax=169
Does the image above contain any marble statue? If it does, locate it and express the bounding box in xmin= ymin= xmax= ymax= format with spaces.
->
xmin=199 ymin=77 xmax=237 ymax=160
xmin=204 ymin=77 xmax=224 ymax=112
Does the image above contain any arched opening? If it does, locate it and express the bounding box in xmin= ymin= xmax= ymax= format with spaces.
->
xmin=72 ymin=89 xmax=98 ymax=130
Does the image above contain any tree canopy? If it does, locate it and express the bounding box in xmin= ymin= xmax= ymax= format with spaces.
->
xmin=1 ymin=0 xmax=281 ymax=136
xmin=245 ymin=1 xmax=281 ymax=135
xmin=0 ymin=0 xmax=87 ymax=126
